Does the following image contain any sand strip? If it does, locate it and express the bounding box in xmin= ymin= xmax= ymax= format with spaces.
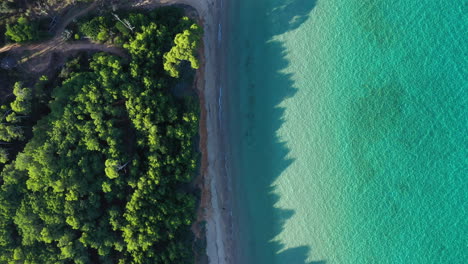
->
xmin=196 ymin=0 xmax=234 ymax=263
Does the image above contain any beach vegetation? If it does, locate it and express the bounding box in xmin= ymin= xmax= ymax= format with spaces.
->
xmin=164 ymin=20 xmax=202 ymax=78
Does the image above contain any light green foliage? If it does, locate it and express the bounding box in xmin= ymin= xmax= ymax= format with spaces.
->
xmin=0 ymin=124 xmax=23 ymax=142
xmin=0 ymin=81 xmax=36 ymax=156
xmin=5 ymin=17 xmax=37 ymax=43
xmin=104 ymin=159 xmax=119 ymax=179
xmin=124 ymin=22 xmax=170 ymax=79
xmin=163 ymin=19 xmax=202 ymax=78
xmin=0 ymin=8 xmax=200 ymax=264
xmin=0 ymin=84 xmax=31 ymax=143
xmin=10 ymin=82 xmax=32 ymax=115
xmin=97 ymin=31 xmax=109 ymax=42
xmin=78 ymin=16 xmax=111 ymax=42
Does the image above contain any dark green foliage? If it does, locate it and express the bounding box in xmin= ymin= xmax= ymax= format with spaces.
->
xmin=115 ymin=21 xmax=131 ymax=37
xmin=33 ymin=75 xmax=50 ymax=105
xmin=75 ymin=7 xmax=191 ymax=46
xmin=0 ymin=0 xmax=16 ymax=14
xmin=5 ymin=16 xmax=37 ymax=43
xmin=126 ymin=13 xmax=150 ymax=31
xmin=78 ymin=16 xmax=113 ymax=42
xmin=0 ymin=26 xmax=4 ymax=46
xmin=0 ymin=148 xmax=8 ymax=163
xmin=0 ymin=9 xmax=201 ymax=263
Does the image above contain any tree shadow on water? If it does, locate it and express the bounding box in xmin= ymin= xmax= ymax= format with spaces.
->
xmin=228 ymin=0 xmax=323 ymax=263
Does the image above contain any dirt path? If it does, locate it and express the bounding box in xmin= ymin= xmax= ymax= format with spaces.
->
xmin=0 ymin=38 xmax=128 ymax=73
xmin=2 ymin=40 xmax=127 ymax=59
xmin=0 ymin=0 xmax=101 ymax=53
xmin=53 ymin=0 xmax=100 ymax=38
xmin=19 ymin=41 xmax=129 ymax=73
xmin=0 ymin=0 xmax=113 ymax=73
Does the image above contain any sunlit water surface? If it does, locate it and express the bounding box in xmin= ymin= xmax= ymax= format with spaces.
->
xmin=226 ymin=0 xmax=467 ymax=263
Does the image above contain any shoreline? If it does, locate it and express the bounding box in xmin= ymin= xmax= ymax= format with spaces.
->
xmin=199 ymin=0 xmax=234 ymax=263
xmin=185 ymin=0 xmax=233 ymax=263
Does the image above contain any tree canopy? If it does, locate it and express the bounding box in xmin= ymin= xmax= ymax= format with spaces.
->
xmin=164 ymin=20 xmax=202 ymax=78
xmin=5 ymin=16 xmax=37 ymax=43
xmin=0 ymin=7 xmax=202 ymax=263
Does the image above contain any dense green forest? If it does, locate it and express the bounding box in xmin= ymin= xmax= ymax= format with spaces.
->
xmin=0 ymin=0 xmax=94 ymax=45
xmin=0 ymin=7 xmax=202 ymax=264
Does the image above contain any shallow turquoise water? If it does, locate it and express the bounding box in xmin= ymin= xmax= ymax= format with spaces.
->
xmin=226 ymin=0 xmax=467 ymax=263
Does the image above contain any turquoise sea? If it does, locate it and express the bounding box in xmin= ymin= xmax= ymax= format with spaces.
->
xmin=225 ymin=0 xmax=467 ymax=263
